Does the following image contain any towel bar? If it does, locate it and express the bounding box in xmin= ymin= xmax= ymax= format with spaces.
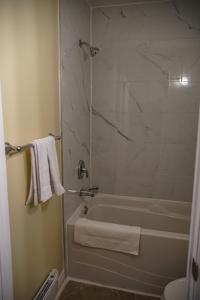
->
xmin=5 ymin=133 xmax=61 ymax=156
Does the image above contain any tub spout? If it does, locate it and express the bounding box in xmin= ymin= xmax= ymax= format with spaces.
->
xmin=80 ymin=189 xmax=95 ymax=197
xmin=67 ymin=188 xmax=95 ymax=197
xmin=87 ymin=186 xmax=99 ymax=192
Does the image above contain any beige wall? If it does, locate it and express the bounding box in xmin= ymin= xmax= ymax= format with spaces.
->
xmin=0 ymin=1 xmax=64 ymax=300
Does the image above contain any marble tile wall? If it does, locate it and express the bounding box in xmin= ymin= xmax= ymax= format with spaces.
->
xmin=60 ymin=0 xmax=90 ymax=222
xmin=91 ymin=0 xmax=200 ymax=201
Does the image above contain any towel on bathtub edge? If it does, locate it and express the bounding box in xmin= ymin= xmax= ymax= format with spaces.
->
xmin=74 ymin=218 xmax=141 ymax=256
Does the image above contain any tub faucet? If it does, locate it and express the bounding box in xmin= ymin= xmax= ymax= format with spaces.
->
xmin=67 ymin=189 xmax=95 ymax=197
xmin=80 ymin=186 xmax=99 ymax=197
xmin=87 ymin=186 xmax=99 ymax=192
xmin=80 ymin=189 xmax=95 ymax=197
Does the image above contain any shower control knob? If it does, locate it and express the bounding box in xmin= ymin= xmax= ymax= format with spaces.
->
xmin=77 ymin=160 xmax=89 ymax=179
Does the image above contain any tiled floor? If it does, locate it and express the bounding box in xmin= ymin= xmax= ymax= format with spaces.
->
xmin=59 ymin=281 xmax=160 ymax=300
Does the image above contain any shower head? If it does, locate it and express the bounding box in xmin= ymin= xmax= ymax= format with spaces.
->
xmin=79 ymin=39 xmax=100 ymax=57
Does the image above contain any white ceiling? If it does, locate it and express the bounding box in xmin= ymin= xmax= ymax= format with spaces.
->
xmin=87 ymin=0 xmax=167 ymax=8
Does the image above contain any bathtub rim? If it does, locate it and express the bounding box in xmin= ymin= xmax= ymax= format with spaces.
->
xmin=94 ymin=193 xmax=191 ymax=207
xmin=87 ymin=203 xmax=190 ymax=222
xmin=67 ymin=203 xmax=189 ymax=241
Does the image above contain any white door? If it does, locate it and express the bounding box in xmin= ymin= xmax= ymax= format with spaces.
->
xmin=0 ymin=84 xmax=13 ymax=300
xmin=187 ymin=108 xmax=200 ymax=299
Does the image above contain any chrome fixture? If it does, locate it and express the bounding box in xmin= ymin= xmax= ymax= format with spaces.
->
xmin=77 ymin=160 xmax=89 ymax=179
xmin=87 ymin=186 xmax=99 ymax=192
xmin=79 ymin=39 xmax=100 ymax=57
xmin=80 ymin=189 xmax=95 ymax=197
xmin=67 ymin=188 xmax=95 ymax=197
xmin=5 ymin=133 xmax=61 ymax=156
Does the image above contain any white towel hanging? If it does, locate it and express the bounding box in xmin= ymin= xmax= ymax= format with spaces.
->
xmin=26 ymin=136 xmax=65 ymax=206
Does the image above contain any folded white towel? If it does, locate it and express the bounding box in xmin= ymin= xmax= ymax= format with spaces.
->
xmin=26 ymin=136 xmax=65 ymax=206
xmin=74 ymin=218 xmax=141 ymax=256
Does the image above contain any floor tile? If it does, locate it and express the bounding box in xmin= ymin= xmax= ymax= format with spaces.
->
xmin=59 ymin=281 xmax=159 ymax=300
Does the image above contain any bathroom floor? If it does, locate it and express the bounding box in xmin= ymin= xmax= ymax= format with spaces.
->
xmin=59 ymin=281 xmax=160 ymax=300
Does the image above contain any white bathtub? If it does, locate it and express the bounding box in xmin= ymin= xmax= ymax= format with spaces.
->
xmin=67 ymin=193 xmax=191 ymax=297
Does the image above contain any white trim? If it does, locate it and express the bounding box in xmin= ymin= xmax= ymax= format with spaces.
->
xmin=0 ymin=84 xmax=13 ymax=300
xmin=187 ymin=108 xmax=200 ymax=299
xmin=55 ymin=275 xmax=69 ymax=300
xmin=58 ymin=269 xmax=65 ymax=289
xmin=89 ymin=6 xmax=93 ymax=186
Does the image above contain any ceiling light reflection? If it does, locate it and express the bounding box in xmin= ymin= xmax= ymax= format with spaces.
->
xmin=179 ymin=76 xmax=189 ymax=86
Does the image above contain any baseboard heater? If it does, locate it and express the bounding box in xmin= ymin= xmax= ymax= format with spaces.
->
xmin=33 ymin=269 xmax=59 ymax=300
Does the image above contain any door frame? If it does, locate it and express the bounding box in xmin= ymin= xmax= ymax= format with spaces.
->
xmin=187 ymin=108 xmax=200 ymax=299
xmin=0 ymin=84 xmax=13 ymax=300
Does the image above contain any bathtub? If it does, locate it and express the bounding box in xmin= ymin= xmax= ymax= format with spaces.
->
xmin=67 ymin=193 xmax=191 ymax=297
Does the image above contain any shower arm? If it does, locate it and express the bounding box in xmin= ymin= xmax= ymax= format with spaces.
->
xmin=79 ymin=39 xmax=100 ymax=57
xmin=79 ymin=39 xmax=90 ymax=48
